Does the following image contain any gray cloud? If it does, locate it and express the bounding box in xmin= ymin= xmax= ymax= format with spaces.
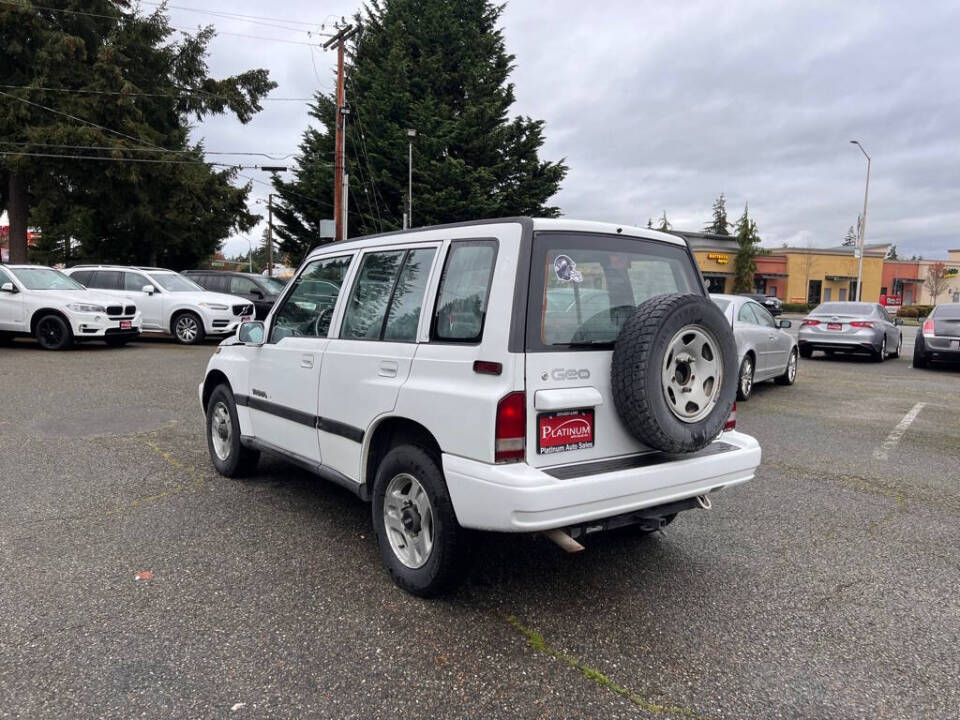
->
xmin=173 ymin=0 xmax=960 ymax=260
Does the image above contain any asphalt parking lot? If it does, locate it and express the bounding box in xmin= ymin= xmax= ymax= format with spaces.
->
xmin=2 ymin=330 xmax=958 ymax=719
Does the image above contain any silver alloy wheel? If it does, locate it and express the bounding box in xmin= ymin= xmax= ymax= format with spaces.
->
xmin=661 ymin=325 xmax=723 ymax=423
xmin=176 ymin=314 xmax=199 ymax=343
xmin=383 ymin=473 xmax=434 ymax=569
xmin=787 ymin=350 xmax=798 ymax=382
xmin=740 ymin=357 xmax=754 ymax=397
xmin=210 ymin=401 xmax=232 ymax=461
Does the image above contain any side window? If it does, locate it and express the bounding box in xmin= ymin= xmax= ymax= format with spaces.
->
xmin=91 ymin=270 xmax=122 ymax=290
xmin=431 ymin=241 xmax=497 ymax=343
xmin=230 ymin=276 xmax=259 ymax=296
xmin=383 ymin=248 xmax=436 ymax=342
xmin=737 ymin=303 xmax=758 ymax=325
xmin=752 ymin=302 xmax=776 ymax=328
xmin=270 ymin=256 xmax=352 ymax=342
xmin=340 ymin=251 xmax=406 ymax=340
xmin=124 ymin=272 xmax=148 ymax=291
xmin=0 ymin=267 xmax=12 ymax=286
xmin=71 ymin=270 xmax=93 ymax=286
xmin=210 ymin=275 xmax=230 ymax=293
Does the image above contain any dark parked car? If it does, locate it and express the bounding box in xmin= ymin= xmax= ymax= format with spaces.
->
xmin=183 ymin=270 xmax=286 ymax=320
xmin=914 ymin=303 xmax=960 ymax=368
xmin=738 ymin=293 xmax=783 ymax=316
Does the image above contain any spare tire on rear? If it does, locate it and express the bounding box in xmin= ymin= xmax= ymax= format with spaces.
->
xmin=611 ymin=293 xmax=737 ymax=453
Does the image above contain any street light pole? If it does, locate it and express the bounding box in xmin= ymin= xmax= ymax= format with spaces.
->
xmin=406 ymin=128 xmax=416 ymax=229
xmin=267 ymin=193 xmax=274 ymax=278
xmin=850 ymin=140 xmax=871 ymax=301
xmin=245 ymin=237 xmax=253 ymax=272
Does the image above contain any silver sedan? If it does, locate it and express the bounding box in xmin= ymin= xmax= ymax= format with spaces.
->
xmin=798 ymin=301 xmax=903 ymax=362
xmin=711 ymin=294 xmax=799 ymax=401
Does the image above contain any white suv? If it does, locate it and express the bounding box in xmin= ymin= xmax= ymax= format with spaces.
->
xmin=199 ymin=218 xmax=762 ymax=595
xmin=0 ymin=264 xmax=142 ymax=350
xmin=65 ymin=265 xmax=254 ymax=345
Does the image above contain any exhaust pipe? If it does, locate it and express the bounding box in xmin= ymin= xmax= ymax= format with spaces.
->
xmin=544 ymin=528 xmax=585 ymax=553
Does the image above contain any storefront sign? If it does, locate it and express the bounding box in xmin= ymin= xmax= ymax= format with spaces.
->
xmin=881 ymin=295 xmax=902 ymax=307
xmin=707 ymin=253 xmax=729 ymax=264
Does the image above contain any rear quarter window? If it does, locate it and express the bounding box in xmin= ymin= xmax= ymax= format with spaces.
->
xmin=431 ymin=240 xmax=498 ymax=343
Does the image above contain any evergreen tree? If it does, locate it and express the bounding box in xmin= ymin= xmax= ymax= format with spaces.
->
xmin=655 ymin=210 xmax=671 ymax=231
xmin=842 ymin=225 xmax=857 ymax=246
xmin=885 ymin=244 xmax=898 ymax=260
xmin=704 ymin=193 xmax=730 ymax=235
xmin=0 ymin=1 xmax=275 ymax=267
xmin=732 ymin=204 xmax=761 ymax=293
xmin=273 ymin=0 xmax=568 ymax=262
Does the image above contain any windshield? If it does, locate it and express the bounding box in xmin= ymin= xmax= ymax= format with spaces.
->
xmin=151 ymin=273 xmax=203 ymax=292
xmin=9 ymin=267 xmax=86 ymax=291
xmin=813 ymin=302 xmax=872 ymax=316
xmin=259 ymin=276 xmax=286 ymax=294
xmin=530 ymin=233 xmax=700 ymax=348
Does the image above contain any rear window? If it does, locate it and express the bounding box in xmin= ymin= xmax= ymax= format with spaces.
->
xmin=935 ymin=305 xmax=960 ymax=319
xmin=529 ymin=233 xmax=700 ymax=348
xmin=814 ymin=302 xmax=872 ymax=315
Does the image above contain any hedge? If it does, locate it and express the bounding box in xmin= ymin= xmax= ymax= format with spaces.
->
xmin=896 ymin=305 xmax=934 ymax=318
xmin=781 ymin=302 xmax=814 ymax=313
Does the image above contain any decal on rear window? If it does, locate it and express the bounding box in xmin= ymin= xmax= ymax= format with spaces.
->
xmin=553 ymin=254 xmax=583 ymax=283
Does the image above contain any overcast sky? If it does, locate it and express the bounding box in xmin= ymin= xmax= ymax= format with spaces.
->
xmin=122 ymin=0 xmax=960 ymax=259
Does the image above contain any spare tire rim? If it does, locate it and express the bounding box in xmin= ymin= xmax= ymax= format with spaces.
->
xmin=661 ymin=325 xmax=723 ymax=423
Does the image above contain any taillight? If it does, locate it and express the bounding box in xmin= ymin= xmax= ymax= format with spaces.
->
xmin=922 ymin=318 xmax=935 ymax=336
xmin=800 ymin=319 xmax=819 ymax=327
xmin=723 ymin=402 xmax=737 ymax=432
xmin=850 ymin=321 xmax=874 ymax=328
xmin=495 ymin=392 xmax=526 ymax=462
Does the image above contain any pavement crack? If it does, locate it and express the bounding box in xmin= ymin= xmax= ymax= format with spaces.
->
xmin=505 ymin=614 xmax=704 ymax=719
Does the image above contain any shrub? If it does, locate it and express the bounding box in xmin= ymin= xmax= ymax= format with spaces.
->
xmin=781 ymin=302 xmax=813 ymax=313
xmin=897 ymin=305 xmax=934 ymax=318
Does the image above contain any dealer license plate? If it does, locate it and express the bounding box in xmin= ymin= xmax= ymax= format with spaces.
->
xmin=827 ymin=323 xmax=842 ymax=331
xmin=119 ymin=320 xmax=132 ymax=330
xmin=241 ymin=316 xmax=252 ymax=323
xmin=537 ymin=409 xmax=594 ymax=455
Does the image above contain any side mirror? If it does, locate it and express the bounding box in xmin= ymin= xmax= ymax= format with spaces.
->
xmin=778 ymin=319 xmax=792 ymax=329
xmin=0 ymin=282 xmax=16 ymax=293
xmin=250 ymin=288 xmax=264 ymax=299
xmin=237 ymin=320 xmax=265 ymax=346
xmin=142 ymin=284 xmax=156 ymax=295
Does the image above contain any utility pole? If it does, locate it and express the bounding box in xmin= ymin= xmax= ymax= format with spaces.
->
xmin=267 ymin=193 xmax=274 ymax=277
xmin=324 ymin=24 xmax=359 ymax=242
xmin=850 ymin=140 xmax=871 ymax=301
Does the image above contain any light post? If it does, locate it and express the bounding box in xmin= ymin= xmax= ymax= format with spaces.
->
xmin=850 ymin=140 xmax=871 ymax=301
xmin=244 ymin=237 xmax=253 ymax=272
xmin=405 ymin=128 xmax=416 ymax=229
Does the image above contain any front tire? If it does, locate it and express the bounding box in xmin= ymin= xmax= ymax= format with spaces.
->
xmin=890 ymin=333 xmax=902 ymax=359
xmin=206 ymin=384 xmax=260 ymax=477
xmin=372 ymin=445 xmax=469 ymax=597
xmin=737 ymin=355 xmax=755 ymax=401
xmin=775 ymin=348 xmax=799 ymax=385
xmin=34 ymin=314 xmax=73 ymax=350
xmin=173 ymin=311 xmax=205 ymax=345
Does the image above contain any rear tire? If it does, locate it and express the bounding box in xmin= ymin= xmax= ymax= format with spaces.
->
xmin=737 ymin=355 xmax=754 ymax=401
xmin=873 ymin=336 xmax=887 ymax=363
xmin=206 ymin=384 xmax=260 ymax=477
xmin=34 ymin=314 xmax=73 ymax=350
xmin=913 ymin=343 xmax=929 ymax=369
xmin=172 ymin=311 xmax=205 ymax=345
xmin=775 ymin=348 xmax=799 ymax=385
xmin=372 ymin=445 xmax=469 ymax=597
xmin=890 ymin=333 xmax=902 ymax=358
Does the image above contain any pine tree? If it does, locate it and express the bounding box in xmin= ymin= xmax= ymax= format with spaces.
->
xmin=732 ymin=204 xmax=761 ymax=293
xmin=0 ymin=1 xmax=274 ymax=267
xmin=273 ymin=0 xmax=568 ymax=262
xmin=842 ymin=225 xmax=857 ymax=246
xmin=704 ymin=193 xmax=730 ymax=235
xmin=885 ymin=244 xmax=898 ymax=260
xmin=655 ymin=210 xmax=671 ymax=231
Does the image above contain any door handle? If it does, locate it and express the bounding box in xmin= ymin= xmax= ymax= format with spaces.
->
xmin=378 ymin=360 xmax=398 ymax=378
xmin=300 ymin=354 xmax=314 ymax=369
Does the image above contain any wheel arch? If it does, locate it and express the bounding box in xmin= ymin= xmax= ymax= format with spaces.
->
xmin=362 ymin=416 xmax=443 ymax=500
xmin=202 ymin=370 xmax=231 ymax=411
xmin=30 ymin=308 xmax=71 ymax=334
xmin=170 ymin=306 xmax=202 ymax=333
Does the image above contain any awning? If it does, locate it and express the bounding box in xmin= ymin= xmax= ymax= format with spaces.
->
xmin=893 ymin=277 xmax=922 ymax=283
xmin=757 ymin=272 xmax=788 ymax=278
xmin=702 ymin=272 xmax=733 ymax=277
xmin=825 ymin=275 xmax=857 ymax=281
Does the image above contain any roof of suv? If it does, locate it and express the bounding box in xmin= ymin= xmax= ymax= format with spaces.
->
xmin=303 ymin=217 xmax=686 ymax=259
xmin=68 ymin=265 xmax=172 ymax=273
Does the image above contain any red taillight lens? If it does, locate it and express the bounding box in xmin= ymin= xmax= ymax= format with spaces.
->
xmin=495 ymin=392 xmax=526 ymax=462
xmin=723 ymin=402 xmax=737 ymax=432
xmin=922 ymin=319 xmax=935 ymax=336
xmin=800 ymin=319 xmax=819 ymax=327
xmin=850 ymin=321 xmax=874 ymax=328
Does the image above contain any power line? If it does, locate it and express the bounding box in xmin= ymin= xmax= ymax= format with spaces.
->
xmin=0 ymin=141 xmax=295 ymax=160
xmin=136 ymin=1 xmax=339 ymax=32
xmin=0 ymin=84 xmax=313 ymax=102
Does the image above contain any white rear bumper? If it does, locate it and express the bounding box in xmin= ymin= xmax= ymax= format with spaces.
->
xmin=442 ymin=430 xmax=761 ymax=532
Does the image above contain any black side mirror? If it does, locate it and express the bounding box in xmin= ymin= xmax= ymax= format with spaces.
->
xmin=778 ymin=319 xmax=792 ymax=329
xmin=250 ymin=288 xmax=264 ymax=299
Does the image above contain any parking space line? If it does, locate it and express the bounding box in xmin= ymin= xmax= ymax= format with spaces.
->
xmin=873 ymin=402 xmax=925 ymax=461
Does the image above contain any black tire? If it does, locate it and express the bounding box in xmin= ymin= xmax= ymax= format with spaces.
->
xmin=206 ymin=384 xmax=260 ymax=477
xmin=736 ymin=355 xmax=755 ymax=401
xmin=799 ymin=345 xmax=813 ymax=359
xmin=913 ymin=339 xmax=929 ymax=369
xmin=873 ymin=336 xmax=887 ymax=363
xmin=172 ymin=311 xmax=205 ymax=345
xmin=890 ymin=333 xmax=902 ymax=359
xmin=775 ymin=348 xmax=799 ymax=386
xmin=34 ymin=314 xmax=73 ymax=350
xmin=611 ymin=294 xmax=738 ymax=453
xmin=372 ymin=444 xmax=469 ymax=597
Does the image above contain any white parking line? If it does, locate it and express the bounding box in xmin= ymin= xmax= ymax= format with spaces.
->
xmin=873 ymin=402 xmax=926 ymax=461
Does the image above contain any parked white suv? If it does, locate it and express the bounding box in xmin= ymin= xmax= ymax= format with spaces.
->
xmin=65 ymin=265 xmax=254 ymax=344
xmin=199 ymin=218 xmax=762 ymax=595
xmin=0 ymin=264 xmax=142 ymax=350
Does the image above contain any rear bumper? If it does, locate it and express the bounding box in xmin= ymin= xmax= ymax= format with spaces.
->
xmin=442 ymin=430 xmax=761 ymax=532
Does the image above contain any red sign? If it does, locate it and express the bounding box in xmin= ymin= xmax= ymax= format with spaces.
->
xmin=880 ymin=294 xmax=902 ymax=307
xmin=538 ymin=409 xmax=594 ymax=455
